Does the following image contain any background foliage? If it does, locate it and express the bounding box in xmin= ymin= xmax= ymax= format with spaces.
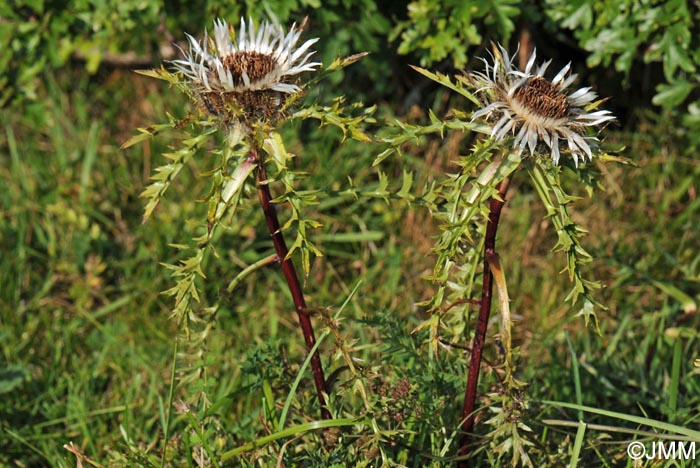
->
xmin=1 ymin=0 xmax=699 ymax=466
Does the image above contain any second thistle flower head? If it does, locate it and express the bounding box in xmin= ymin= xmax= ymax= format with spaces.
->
xmin=171 ymin=17 xmax=321 ymax=127
xmin=469 ymin=44 xmax=615 ymax=165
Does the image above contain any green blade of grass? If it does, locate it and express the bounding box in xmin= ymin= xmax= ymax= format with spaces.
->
xmin=569 ymin=421 xmax=587 ymax=468
xmin=277 ymin=280 xmax=363 ymax=432
xmin=160 ymin=337 xmax=179 ymax=468
xmin=542 ymin=419 xmax=700 ymax=441
xmin=79 ymin=122 xmax=100 ymax=205
xmin=221 ymin=417 xmax=370 ymax=460
xmin=565 ymin=331 xmax=584 ymax=421
xmin=542 ymin=401 xmax=700 ymax=439
xmin=668 ymin=338 xmax=681 ymax=423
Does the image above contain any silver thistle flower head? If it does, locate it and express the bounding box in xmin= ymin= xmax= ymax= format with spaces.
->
xmin=171 ymin=17 xmax=321 ymax=126
xmin=469 ymin=44 xmax=615 ymax=165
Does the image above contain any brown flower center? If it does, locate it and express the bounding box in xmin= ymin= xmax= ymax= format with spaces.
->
xmin=513 ymin=77 xmax=569 ymax=119
xmin=222 ymin=51 xmax=278 ymax=87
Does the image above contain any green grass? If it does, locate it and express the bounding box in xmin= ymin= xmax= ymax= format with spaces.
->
xmin=2 ymin=57 xmax=700 ymax=468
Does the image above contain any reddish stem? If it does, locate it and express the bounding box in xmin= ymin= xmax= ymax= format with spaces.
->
xmin=458 ymin=178 xmax=511 ymax=465
xmin=252 ymin=147 xmax=331 ymax=421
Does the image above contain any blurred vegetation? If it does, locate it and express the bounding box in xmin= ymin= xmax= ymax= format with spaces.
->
xmin=1 ymin=0 xmax=699 ymax=467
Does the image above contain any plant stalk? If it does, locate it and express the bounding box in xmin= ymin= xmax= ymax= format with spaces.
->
xmin=252 ymin=147 xmax=331 ymax=421
xmin=458 ymin=177 xmax=511 ymax=465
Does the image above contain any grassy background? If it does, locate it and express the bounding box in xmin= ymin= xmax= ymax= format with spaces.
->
xmin=2 ymin=2 xmax=700 ymax=467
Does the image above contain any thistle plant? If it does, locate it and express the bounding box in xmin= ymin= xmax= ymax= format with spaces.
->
xmin=123 ymin=16 xmax=372 ymax=428
xmin=382 ymin=43 xmax=617 ymax=465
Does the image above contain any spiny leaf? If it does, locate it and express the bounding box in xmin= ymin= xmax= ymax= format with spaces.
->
xmin=529 ymin=161 xmax=605 ymax=329
xmin=306 ymin=52 xmax=370 ymax=86
xmin=291 ymin=98 xmax=376 ymax=142
xmin=375 ymin=114 xmax=481 ymax=165
xmin=409 ymin=65 xmax=481 ymax=106
xmin=139 ymin=129 xmax=216 ymax=223
xmin=121 ymin=116 xmax=186 ymax=149
xmin=134 ymin=66 xmax=178 ymax=82
xmin=397 ymin=171 xmax=415 ymax=201
xmin=263 ymin=132 xmax=293 ymax=172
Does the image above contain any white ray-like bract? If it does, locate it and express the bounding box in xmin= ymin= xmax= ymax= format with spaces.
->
xmin=470 ymin=44 xmax=615 ymax=165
